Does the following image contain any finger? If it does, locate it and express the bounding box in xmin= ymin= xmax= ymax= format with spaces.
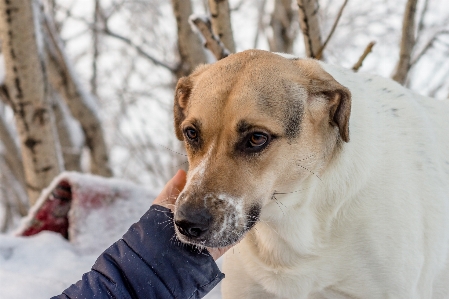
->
xmin=207 ymin=244 xmax=234 ymax=261
xmin=153 ymin=170 xmax=187 ymax=208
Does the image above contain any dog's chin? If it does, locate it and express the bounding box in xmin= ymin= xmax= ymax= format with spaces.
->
xmin=175 ymin=225 xmax=253 ymax=248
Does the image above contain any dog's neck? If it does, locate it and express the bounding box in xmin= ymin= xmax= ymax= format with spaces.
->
xmin=247 ymin=68 xmax=382 ymax=263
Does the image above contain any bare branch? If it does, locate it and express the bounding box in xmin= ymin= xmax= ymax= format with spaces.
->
xmin=50 ymin=89 xmax=82 ymax=172
xmin=91 ymin=0 xmax=101 ymax=96
xmin=416 ymin=0 xmax=429 ymax=37
xmin=43 ymin=15 xmax=113 ymax=177
xmin=392 ymin=0 xmax=418 ymax=85
xmin=230 ymin=0 xmax=245 ymax=11
xmin=0 ymin=97 xmax=25 ymax=189
xmin=411 ymin=30 xmax=449 ymax=66
xmin=428 ymin=68 xmax=449 ymax=98
xmin=253 ymin=0 xmax=267 ymax=49
xmin=315 ymin=0 xmax=348 ymax=60
xmin=103 ymin=27 xmax=176 ymax=73
xmin=296 ymin=0 xmax=323 ymax=59
xmin=0 ymin=158 xmax=28 ymax=218
xmin=208 ymin=0 xmax=236 ymax=53
xmin=190 ymin=16 xmax=230 ymax=61
xmin=352 ymin=41 xmax=376 ymax=72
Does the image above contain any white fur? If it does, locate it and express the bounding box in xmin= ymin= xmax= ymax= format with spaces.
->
xmin=222 ymin=64 xmax=449 ymax=298
xmin=183 ymin=144 xmax=215 ymax=191
xmin=274 ymin=52 xmax=299 ymax=60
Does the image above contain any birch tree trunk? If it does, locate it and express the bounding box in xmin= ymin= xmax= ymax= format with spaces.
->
xmin=392 ymin=0 xmax=418 ymax=85
xmin=296 ymin=0 xmax=323 ymax=58
xmin=269 ymin=0 xmax=297 ymax=53
xmin=0 ymin=0 xmax=64 ymax=205
xmin=208 ymin=0 xmax=236 ymax=53
xmin=172 ymin=0 xmax=207 ymax=77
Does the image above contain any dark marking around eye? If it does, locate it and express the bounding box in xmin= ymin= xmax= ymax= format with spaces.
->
xmin=235 ymin=130 xmax=273 ymax=155
xmin=183 ymin=119 xmax=203 ymax=150
xmin=237 ymin=120 xmax=253 ymax=134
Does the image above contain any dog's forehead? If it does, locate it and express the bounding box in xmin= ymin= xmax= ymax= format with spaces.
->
xmin=187 ymin=50 xmax=309 ymax=138
xmin=194 ymin=51 xmax=300 ymax=88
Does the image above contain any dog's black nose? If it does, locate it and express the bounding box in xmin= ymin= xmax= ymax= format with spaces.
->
xmin=175 ymin=205 xmax=212 ymax=238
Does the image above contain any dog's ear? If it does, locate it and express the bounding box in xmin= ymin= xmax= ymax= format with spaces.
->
xmin=320 ymin=85 xmax=351 ymax=142
xmin=174 ymin=76 xmax=192 ymax=140
xmin=174 ymin=64 xmax=212 ymax=140
xmin=295 ymin=61 xmax=351 ymax=142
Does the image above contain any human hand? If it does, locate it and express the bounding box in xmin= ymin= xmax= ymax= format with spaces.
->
xmin=152 ymin=169 xmax=233 ymax=260
xmin=152 ymin=169 xmax=187 ymax=210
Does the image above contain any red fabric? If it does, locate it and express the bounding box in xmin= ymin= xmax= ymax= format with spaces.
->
xmin=21 ymin=180 xmax=72 ymax=238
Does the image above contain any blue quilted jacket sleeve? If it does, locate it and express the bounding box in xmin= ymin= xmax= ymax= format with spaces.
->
xmin=52 ymin=205 xmax=224 ymax=299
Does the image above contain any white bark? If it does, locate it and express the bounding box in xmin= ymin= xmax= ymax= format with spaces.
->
xmin=269 ymin=0 xmax=297 ymax=53
xmin=172 ymin=0 xmax=208 ymax=76
xmin=0 ymin=0 xmax=64 ymax=205
xmin=392 ymin=0 xmax=418 ymax=85
xmin=190 ymin=16 xmax=230 ymax=60
xmin=208 ymin=0 xmax=236 ymax=53
xmin=296 ymin=0 xmax=323 ymax=58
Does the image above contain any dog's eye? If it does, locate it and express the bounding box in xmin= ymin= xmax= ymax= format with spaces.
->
xmin=236 ymin=131 xmax=273 ymax=154
xmin=185 ymin=128 xmax=198 ymax=140
xmin=248 ymin=133 xmax=268 ymax=148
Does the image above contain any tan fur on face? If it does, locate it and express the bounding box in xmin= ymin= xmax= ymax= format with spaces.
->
xmin=173 ymin=50 xmax=351 ymax=248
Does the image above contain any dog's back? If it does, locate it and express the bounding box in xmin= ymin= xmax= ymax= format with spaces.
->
xmin=319 ymin=63 xmax=449 ymax=298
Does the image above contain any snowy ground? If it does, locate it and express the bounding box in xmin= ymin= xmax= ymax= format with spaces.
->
xmin=0 ymin=172 xmax=223 ymax=299
xmin=0 ymin=232 xmax=223 ymax=298
xmin=0 ymin=232 xmax=223 ymax=299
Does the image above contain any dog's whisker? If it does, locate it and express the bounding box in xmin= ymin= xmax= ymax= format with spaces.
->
xmin=273 ymin=186 xmax=311 ymax=196
xmin=270 ymin=193 xmax=287 ymax=215
xmin=174 ymin=160 xmax=189 ymax=169
xmin=274 ymin=199 xmax=286 ymax=215
xmin=297 ymin=153 xmax=317 ymax=162
xmin=163 ymin=224 xmax=173 ymax=231
xmin=297 ymin=163 xmax=323 ymax=183
xmin=158 ymin=143 xmax=187 ymax=156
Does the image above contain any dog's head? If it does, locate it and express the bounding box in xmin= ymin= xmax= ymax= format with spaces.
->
xmin=173 ymin=50 xmax=351 ymax=248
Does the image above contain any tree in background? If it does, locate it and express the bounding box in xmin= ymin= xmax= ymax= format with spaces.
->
xmin=0 ymin=0 xmax=448 ymax=231
xmin=0 ymin=0 xmax=112 ymax=228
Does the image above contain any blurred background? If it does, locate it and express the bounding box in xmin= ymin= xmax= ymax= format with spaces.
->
xmin=0 ymin=0 xmax=448 ymax=231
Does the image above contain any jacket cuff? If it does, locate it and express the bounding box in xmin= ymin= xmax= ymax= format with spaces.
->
xmin=122 ymin=205 xmax=225 ymax=298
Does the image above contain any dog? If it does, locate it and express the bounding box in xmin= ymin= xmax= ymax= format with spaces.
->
xmin=172 ymin=49 xmax=449 ymax=298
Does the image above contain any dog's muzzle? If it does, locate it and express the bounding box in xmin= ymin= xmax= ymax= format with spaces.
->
xmin=174 ymin=192 xmax=261 ymax=247
xmin=175 ymin=204 xmax=212 ymax=239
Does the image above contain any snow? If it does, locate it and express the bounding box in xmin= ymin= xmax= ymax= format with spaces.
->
xmin=188 ymin=14 xmax=220 ymax=64
xmin=0 ymin=230 xmax=224 ymax=298
xmin=1 ymin=172 xmax=223 ymax=298
xmin=274 ymin=52 xmax=299 ymax=59
xmin=0 ymin=232 xmax=97 ymax=298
